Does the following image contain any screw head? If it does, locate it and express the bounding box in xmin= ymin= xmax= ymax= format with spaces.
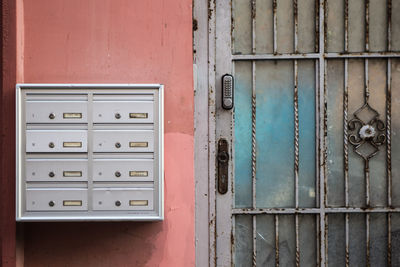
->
xmin=49 ymin=142 xmax=55 ymax=148
xmin=115 ymin=113 xmax=121 ymax=119
xmin=115 ymin=200 xmax=121 ymax=207
xmin=115 ymin=171 xmax=121 ymax=177
xmin=49 ymin=171 xmax=55 ymax=177
xmin=49 ymin=113 xmax=55 ymax=119
xmin=49 ymin=201 xmax=55 ymax=207
xmin=115 ymin=142 xmax=121 ymax=148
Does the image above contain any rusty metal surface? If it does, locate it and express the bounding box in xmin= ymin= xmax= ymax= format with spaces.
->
xmin=214 ymin=0 xmax=400 ymax=266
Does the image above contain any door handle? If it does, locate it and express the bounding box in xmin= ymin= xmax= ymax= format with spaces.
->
xmin=217 ymin=139 xmax=229 ymax=194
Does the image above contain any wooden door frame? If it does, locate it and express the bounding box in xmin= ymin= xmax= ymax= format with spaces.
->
xmin=193 ymin=0 xmax=217 ymax=266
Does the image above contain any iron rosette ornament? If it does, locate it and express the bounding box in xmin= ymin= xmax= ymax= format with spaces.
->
xmin=348 ymin=102 xmax=386 ymax=161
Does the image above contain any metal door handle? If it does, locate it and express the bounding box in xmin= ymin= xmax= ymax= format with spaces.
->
xmin=217 ymin=139 xmax=229 ymax=194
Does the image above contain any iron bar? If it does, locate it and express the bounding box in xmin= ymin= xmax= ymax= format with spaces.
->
xmin=388 ymin=0 xmax=392 ymax=51
xmin=344 ymin=0 xmax=349 ymax=52
xmin=345 ymin=213 xmax=349 ymax=267
xmin=232 ymin=207 xmax=400 ymax=215
xmin=366 ymin=213 xmax=370 ymax=267
xmin=294 ymin=59 xmax=300 ymax=267
xmin=273 ymin=0 xmax=277 ymax=54
xmin=295 ymin=60 xmax=299 ymax=209
xmin=387 ymin=59 xmax=392 ymax=207
xmin=319 ymin=0 xmax=327 ymax=265
xmin=344 ymin=59 xmax=349 ymax=208
xmin=251 ymin=60 xmax=256 ymax=209
xmin=295 ymin=215 xmax=300 ymax=267
xmin=252 ymin=215 xmax=257 ymax=266
xmin=365 ymin=0 xmax=370 ymax=52
xmin=232 ymin=53 xmax=400 ymax=61
xmin=275 ymin=215 xmax=279 ymax=267
xmin=365 ymin=59 xmax=370 ymax=207
xmin=294 ymin=0 xmax=298 ymax=53
xmin=388 ymin=213 xmax=392 ymax=266
xmin=251 ymin=2 xmax=257 ymax=263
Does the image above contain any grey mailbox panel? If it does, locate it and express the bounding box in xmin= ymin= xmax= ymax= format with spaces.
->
xmin=26 ymin=101 xmax=88 ymax=123
xmin=92 ymin=188 xmax=154 ymax=211
xmin=93 ymin=101 xmax=154 ymax=124
xmin=26 ymin=159 xmax=88 ymax=182
xmin=26 ymin=188 xmax=88 ymax=211
xmin=93 ymin=159 xmax=154 ymax=182
xmin=16 ymin=84 xmax=163 ymax=221
xmin=26 ymin=130 xmax=88 ymax=153
xmin=93 ymin=130 xmax=154 ymax=153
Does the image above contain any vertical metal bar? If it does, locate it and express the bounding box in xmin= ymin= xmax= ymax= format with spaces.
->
xmin=365 ymin=59 xmax=370 ymax=207
xmin=387 ymin=57 xmax=392 ymax=267
xmin=387 ymin=61 xmax=392 ymax=207
xmin=388 ymin=213 xmax=392 ymax=267
xmin=344 ymin=59 xmax=349 ymax=208
xmin=295 ymin=215 xmax=300 ymax=267
xmin=344 ymin=58 xmax=349 ymax=267
xmin=294 ymin=0 xmax=299 ymax=53
xmin=275 ymin=215 xmax=280 ymax=267
xmin=232 ymin=215 xmax=236 ymax=267
xmin=315 ymin=0 xmax=320 ymax=52
xmin=345 ymin=214 xmax=350 ymax=267
xmin=295 ymin=60 xmax=299 ymax=209
xmin=251 ymin=60 xmax=256 ymax=209
xmin=273 ymin=0 xmax=277 ymax=54
xmin=252 ymin=0 xmax=256 ymax=54
xmin=316 ymin=215 xmax=321 ymax=267
xmin=319 ymin=0 xmax=327 ymax=265
xmin=366 ymin=213 xmax=370 ymax=267
xmin=292 ymin=59 xmax=300 ymax=267
xmin=388 ymin=0 xmax=392 ymax=51
xmin=253 ymin=216 xmax=257 ymax=266
xmin=344 ymin=0 xmax=349 ymax=52
xmin=365 ymin=0 xmax=370 ymax=52
xmin=251 ymin=0 xmax=257 ymax=259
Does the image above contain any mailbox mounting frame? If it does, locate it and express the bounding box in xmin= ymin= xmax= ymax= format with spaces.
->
xmin=16 ymin=84 xmax=164 ymax=221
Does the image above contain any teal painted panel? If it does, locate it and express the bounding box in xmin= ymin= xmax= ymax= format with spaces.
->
xmin=234 ymin=61 xmax=253 ymax=208
xmin=255 ymin=60 xmax=295 ymax=208
xmin=298 ymin=60 xmax=316 ymax=207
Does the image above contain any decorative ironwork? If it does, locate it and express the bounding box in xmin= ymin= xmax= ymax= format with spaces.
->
xmin=348 ymin=102 xmax=386 ymax=163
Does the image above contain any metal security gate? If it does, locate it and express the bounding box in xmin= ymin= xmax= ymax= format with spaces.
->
xmin=206 ymin=0 xmax=400 ymax=266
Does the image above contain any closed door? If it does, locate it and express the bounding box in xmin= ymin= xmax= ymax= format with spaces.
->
xmin=212 ymin=0 xmax=400 ymax=266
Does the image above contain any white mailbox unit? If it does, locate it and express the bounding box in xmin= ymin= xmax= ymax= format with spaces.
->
xmin=16 ymin=84 xmax=163 ymax=221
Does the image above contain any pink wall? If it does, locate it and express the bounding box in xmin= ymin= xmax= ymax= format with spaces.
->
xmin=19 ymin=0 xmax=194 ymax=266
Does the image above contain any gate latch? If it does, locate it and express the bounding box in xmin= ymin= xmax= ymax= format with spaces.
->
xmin=217 ymin=139 xmax=229 ymax=194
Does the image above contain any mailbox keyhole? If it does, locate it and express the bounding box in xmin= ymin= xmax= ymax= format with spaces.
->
xmin=49 ymin=142 xmax=55 ymax=148
xmin=115 ymin=142 xmax=121 ymax=148
xmin=49 ymin=172 xmax=55 ymax=178
xmin=115 ymin=171 xmax=121 ymax=177
xmin=49 ymin=201 xmax=55 ymax=207
xmin=115 ymin=201 xmax=121 ymax=207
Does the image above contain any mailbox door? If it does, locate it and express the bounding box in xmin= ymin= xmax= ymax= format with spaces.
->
xmin=26 ymin=130 xmax=88 ymax=153
xmin=26 ymin=188 xmax=88 ymax=211
xmin=92 ymin=188 xmax=154 ymax=211
xmin=93 ymin=130 xmax=154 ymax=153
xmin=93 ymin=101 xmax=154 ymax=124
xmin=93 ymin=159 xmax=154 ymax=182
xmin=26 ymin=101 xmax=88 ymax=123
xmin=26 ymin=159 xmax=88 ymax=182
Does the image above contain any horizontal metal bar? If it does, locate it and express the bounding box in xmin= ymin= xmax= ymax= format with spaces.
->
xmin=232 ymin=53 xmax=320 ymax=60
xmin=233 ymin=207 xmax=400 ymax=215
xmin=232 ymin=52 xmax=400 ymax=61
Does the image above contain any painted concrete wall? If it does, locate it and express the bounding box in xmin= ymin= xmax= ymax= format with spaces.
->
xmin=17 ymin=0 xmax=194 ymax=266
